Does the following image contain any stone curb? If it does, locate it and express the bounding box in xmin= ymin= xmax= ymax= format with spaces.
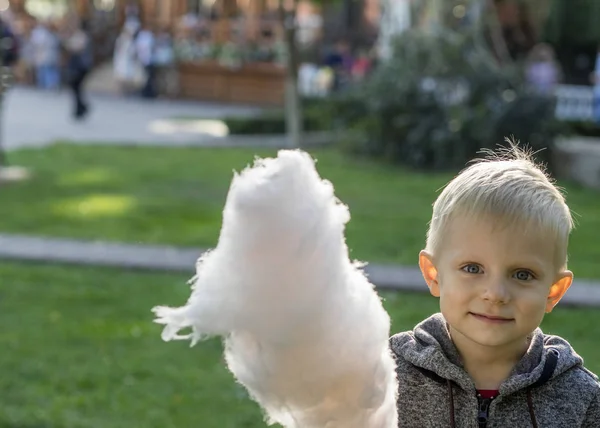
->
xmin=51 ymin=131 xmax=336 ymax=150
xmin=0 ymin=234 xmax=598 ymax=308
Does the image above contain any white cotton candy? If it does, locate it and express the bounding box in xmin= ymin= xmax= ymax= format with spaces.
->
xmin=152 ymin=150 xmax=398 ymax=428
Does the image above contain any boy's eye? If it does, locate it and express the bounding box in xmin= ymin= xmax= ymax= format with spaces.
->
xmin=462 ymin=264 xmax=482 ymax=274
xmin=514 ymin=270 xmax=534 ymax=281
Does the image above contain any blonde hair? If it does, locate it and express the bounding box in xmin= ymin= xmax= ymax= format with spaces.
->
xmin=425 ymin=141 xmax=573 ymax=269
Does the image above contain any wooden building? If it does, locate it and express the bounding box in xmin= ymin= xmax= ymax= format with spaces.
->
xmin=15 ymin=0 xmax=373 ymax=105
xmin=72 ymin=0 xmax=301 ymax=42
xmin=70 ymin=0 xmax=299 ymax=105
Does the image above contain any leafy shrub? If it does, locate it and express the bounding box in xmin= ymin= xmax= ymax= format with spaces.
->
xmin=333 ymin=29 xmax=563 ymax=171
xmin=568 ymin=121 xmax=600 ymax=138
xmin=224 ymin=99 xmax=333 ymax=135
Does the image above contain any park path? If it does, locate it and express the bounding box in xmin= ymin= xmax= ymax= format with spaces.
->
xmin=3 ymin=85 xmax=263 ymax=150
xmin=0 ymin=233 xmax=598 ymax=308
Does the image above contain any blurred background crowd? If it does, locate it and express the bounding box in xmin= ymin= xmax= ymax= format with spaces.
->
xmin=2 ymin=0 xmax=596 ymax=106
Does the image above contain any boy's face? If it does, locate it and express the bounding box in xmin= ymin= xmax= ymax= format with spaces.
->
xmin=419 ymin=215 xmax=572 ymax=356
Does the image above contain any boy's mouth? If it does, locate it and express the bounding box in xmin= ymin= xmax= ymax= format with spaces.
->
xmin=469 ymin=312 xmax=514 ymax=323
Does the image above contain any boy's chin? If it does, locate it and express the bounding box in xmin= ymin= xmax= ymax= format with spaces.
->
xmin=449 ymin=321 xmax=529 ymax=349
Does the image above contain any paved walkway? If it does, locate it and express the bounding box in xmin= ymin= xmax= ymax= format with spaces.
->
xmin=0 ymin=233 xmax=598 ymax=308
xmin=3 ymin=86 xmax=332 ymax=150
xmin=3 ymin=86 xmax=263 ymax=151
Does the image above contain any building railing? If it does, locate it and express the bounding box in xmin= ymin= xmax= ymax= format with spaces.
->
xmin=554 ymin=84 xmax=595 ymax=122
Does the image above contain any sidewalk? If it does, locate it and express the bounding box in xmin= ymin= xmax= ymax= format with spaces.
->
xmin=1 ymin=233 xmax=599 ymax=308
xmin=3 ymin=86 xmax=333 ymax=151
xmin=3 ymin=86 xmax=264 ymax=151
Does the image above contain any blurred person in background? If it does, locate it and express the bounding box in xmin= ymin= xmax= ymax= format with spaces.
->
xmin=0 ymin=16 xmax=19 ymax=68
xmin=0 ymin=9 xmax=21 ymax=73
xmin=153 ymin=25 xmax=175 ymax=97
xmin=593 ymin=44 xmax=600 ymax=124
xmin=124 ymin=0 xmax=141 ymax=23
xmin=11 ymin=16 xmax=35 ymax=85
xmin=135 ymin=23 xmax=157 ymax=99
xmin=31 ymin=20 xmax=61 ymax=90
xmin=350 ymin=47 xmax=374 ymax=83
xmin=63 ymin=19 xmax=92 ymax=120
xmin=323 ymin=38 xmax=353 ymax=91
xmin=113 ymin=19 xmax=144 ymax=94
xmin=525 ymin=43 xmax=562 ymax=96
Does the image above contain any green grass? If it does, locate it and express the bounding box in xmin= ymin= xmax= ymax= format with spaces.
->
xmin=1 ymin=261 xmax=598 ymax=427
xmin=4 ymin=143 xmax=600 ymax=278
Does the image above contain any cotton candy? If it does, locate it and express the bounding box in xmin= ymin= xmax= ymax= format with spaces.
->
xmin=152 ymin=150 xmax=398 ymax=427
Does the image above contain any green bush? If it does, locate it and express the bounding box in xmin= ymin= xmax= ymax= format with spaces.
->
xmin=568 ymin=121 xmax=600 ymax=138
xmin=333 ymin=29 xmax=563 ymax=171
xmin=225 ymin=114 xmax=287 ymax=134
xmin=224 ymin=99 xmax=334 ymax=135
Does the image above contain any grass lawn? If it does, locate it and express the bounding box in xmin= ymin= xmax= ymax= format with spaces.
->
xmin=4 ymin=143 xmax=600 ymax=278
xmin=1 ymin=261 xmax=598 ymax=428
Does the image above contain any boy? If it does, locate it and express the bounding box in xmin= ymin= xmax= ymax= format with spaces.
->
xmin=390 ymin=145 xmax=600 ymax=427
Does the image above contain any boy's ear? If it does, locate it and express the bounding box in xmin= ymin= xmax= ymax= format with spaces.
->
xmin=419 ymin=250 xmax=440 ymax=297
xmin=545 ymin=270 xmax=573 ymax=313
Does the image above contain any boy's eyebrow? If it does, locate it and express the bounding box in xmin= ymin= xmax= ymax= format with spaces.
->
xmin=506 ymin=258 xmax=547 ymax=272
xmin=448 ymin=254 xmax=548 ymax=272
xmin=444 ymin=253 xmax=481 ymax=265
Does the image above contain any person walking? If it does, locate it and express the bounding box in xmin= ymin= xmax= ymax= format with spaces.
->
xmin=63 ymin=19 xmax=93 ymax=120
xmin=135 ymin=24 xmax=157 ymax=99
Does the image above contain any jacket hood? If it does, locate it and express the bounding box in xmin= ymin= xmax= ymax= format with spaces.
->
xmin=391 ymin=313 xmax=584 ymax=396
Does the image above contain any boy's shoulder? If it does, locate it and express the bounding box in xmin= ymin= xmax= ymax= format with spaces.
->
xmin=540 ymin=332 xmax=599 ymax=391
xmin=532 ymin=349 xmax=599 ymax=427
xmin=555 ymin=360 xmax=599 ymax=393
xmin=388 ymin=313 xmax=474 ymax=388
xmin=389 ymin=313 xmax=445 ymax=347
xmin=389 ymin=327 xmax=416 ymax=351
xmin=388 ymin=313 xmax=455 ymax=362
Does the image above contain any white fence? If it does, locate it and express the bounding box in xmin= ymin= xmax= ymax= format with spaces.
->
xmin=554 ymin=84 xmax=595 ymax=122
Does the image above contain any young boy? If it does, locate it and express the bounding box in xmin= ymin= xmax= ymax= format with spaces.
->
xmin=390 ymin=146 xmax=600 ymax=427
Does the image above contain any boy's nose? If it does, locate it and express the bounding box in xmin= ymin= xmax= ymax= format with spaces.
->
xmin=481 ymin=278 xmax=511 ymax=304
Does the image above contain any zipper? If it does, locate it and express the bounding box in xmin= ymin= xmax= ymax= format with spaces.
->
xmin=477 ymin=393 xmax=493 ymax=428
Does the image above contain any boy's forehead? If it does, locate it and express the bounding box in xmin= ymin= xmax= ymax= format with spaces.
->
xmin=444 ymin=210 xmax=548 ymax=236
xmin=440 ymin=215 xmax=557 ymax=263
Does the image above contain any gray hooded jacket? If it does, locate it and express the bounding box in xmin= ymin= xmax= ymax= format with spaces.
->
xmin=389 ymin=313 xmax=600 ymax=427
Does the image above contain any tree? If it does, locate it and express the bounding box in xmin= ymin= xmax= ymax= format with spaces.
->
xmin=276 ymin=0 xmax=543 ymax=149
xmin=278 ymin=0 xmax=348 ymax=149
xmin=544 ymin=0 xmax=600 ymax=45
xmin=278 ymin=0 xmax=303 ymax=149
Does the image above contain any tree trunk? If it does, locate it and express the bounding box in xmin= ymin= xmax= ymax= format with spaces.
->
xmin=0 ymin=19 xmax=7 ymax=169
xmin=485 ymin=0 xmax=512 ymax=65
xmin=0 ymin=89 xmax=5 ymax=168
xmin=279 ymin=0 xmax=302 ymax=149
xmin=427 ymin=0 xmax=443 ymax=30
